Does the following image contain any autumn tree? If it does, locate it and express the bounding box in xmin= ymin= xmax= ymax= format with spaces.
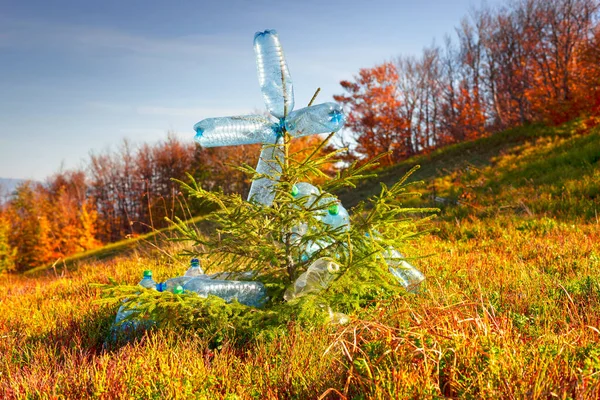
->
xmin=6 ymin=182 xmax=54 ymax=271
xmin=335 ymin=63 xmax=409 ymax=165
xmin=0 ymin=211 xmax=16 ymax=273
xmin=44 ymin=170 xmax=100 ymax=258
xmin=337 ymin=0 xmax=599 ymax=162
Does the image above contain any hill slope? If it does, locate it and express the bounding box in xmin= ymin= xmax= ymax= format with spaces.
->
xmin=340 ymin=119 xmax=600 ymax=221
xmin=1 ymin=120 xmax=600 ymax=398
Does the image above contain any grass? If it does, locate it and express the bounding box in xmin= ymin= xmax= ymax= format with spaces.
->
xmin=1 ymin=119 xmax=600 ymax=398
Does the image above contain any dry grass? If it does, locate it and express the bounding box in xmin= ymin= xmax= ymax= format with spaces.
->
xmin=1 ymin=120 xmax=600 ymax=398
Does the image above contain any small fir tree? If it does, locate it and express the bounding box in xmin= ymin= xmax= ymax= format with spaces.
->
xmin=97 ymin=109 xmax=435 ymax=343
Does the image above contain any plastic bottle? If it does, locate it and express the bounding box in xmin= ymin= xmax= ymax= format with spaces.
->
xmin=247 ymin=137 xmax=284 ymax=205
xmin=296 ymin=197 xmax=350 ymax=262
xmin=384 ymin=248 xmax=425 ymax=293
xmin=320 ymin=201 xmax=350 ymax=232
xmin=156 ymin=276 xmax=193 ymax=293
xmin=327 ymin=306 xmax=350 ymax=325
xmin=138 ymin=270 xmax=157 ymax=289
xmin=185 ymin=258 xmax=204 ymax=277
xmin=194 ymin=115 xmax=276 ymax=148
xmin=115 ymin=270 xmax=157 ymax=325
xmin=291 ymin=182 xmax=320 ymax=207
xmin=208 ymin=271 xmax=257 ymax=280
xmin=300 ymin=239 xmax=330 ymax=262
xmin=285 ymin=103 xmax=346 ymax=137
xmin=254 ymin=29 xmax=294 ymax=119
xmin=284 ymin=258 xmax=340 ymax=301
xmin=183 ymin=278 xmax=267 ymax=307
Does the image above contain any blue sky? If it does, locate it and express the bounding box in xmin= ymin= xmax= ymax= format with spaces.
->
xmin=0 ymin=0 xmax=500 ymax=180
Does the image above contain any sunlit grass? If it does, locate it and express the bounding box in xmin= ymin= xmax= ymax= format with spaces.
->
xmin=1 ymin=120 xmax=600 ymax=398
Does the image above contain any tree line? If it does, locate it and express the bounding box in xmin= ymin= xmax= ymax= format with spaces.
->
xmin=0 ymin=133 xmax=333 ymax=272
xmin=335 ymin=0 xmax=600 ymax=164
xmin=0 ymin=134 xmax=261 ymax=272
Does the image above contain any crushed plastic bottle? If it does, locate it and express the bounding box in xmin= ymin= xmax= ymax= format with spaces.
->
xmin=247 ymin=137 xmax=284 ymax=205
xmin=284 ymin=258 xmax=340 ymax=301
xmin=194 ymin=115 xmax=276 ymax=148
xmin=285 ymin=103 xmax=346 ymax=137
xmin=183 ymin=278 xmax=267 ymax=307
xmin=328 ymin=307 xmax=350 ymax=325
xmin=254 ymin=29 xmax=294 ymax=119
xmin=384 ymin=248 xmax=425 ymax=293
xmin=185 ymin=258 xmax=204 ymax=277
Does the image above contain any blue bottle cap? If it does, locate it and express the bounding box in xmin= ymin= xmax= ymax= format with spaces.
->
xmin=329 ymin=109 xmax=344 ymax=124
xmin=191 ymin=258 xmax=200 ymax=267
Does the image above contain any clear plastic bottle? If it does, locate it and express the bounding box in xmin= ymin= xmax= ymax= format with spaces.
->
xmin=183 ymin=278 xmax=267 ymax=307
xmin=285 ymin=103 xmax=346 ymax=137
xmin=328 ymin=306 xmax=350 ymax=325
xmin=284 ymin=258 xmax=340 ymax=301
xmin=254 ymin=29 xmax=294 ymax=119
xmin=320 ymin=201 xmax=350 ymax=232
xmin=300 ymin=239 xmax=330 ymax=262
xmin=291 ymin=182 xmax=320 ymax=207
xmin=115 ymin=270 xmax=157 ymax=325
xmin=194 ymin=115 xmax=276 ymax=148
xmin=156 ymin=276 xmax=193 ymax=293
xmin=289 ymin=181 xmax=321 ymax=245
xmin=247 ymin=138 xmax=284 ymax=205
xmin=138 ymin=270 xmax=157 ymax=289
xmin=185 ymin=258 xmax=204 ymax=277
xmin=208 ymin=271 xmax=257 ymax=280
xmin=384 ymin=248 xmax=425 ymax=293
xmin=296 ymin=198 xmax=350 ymax=262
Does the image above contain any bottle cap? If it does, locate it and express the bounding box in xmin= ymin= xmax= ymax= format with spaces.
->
xmin=143 ymin=270 xmax=152 ymax=278
xmin=191 ymin=258 xmax=200 ymax=267
xmin=328 ymin=203 xmax=339 ymax=216
xmin=173 ymin=285 xmax=184 ymax=294
xmin=291 ymin=185 xmax=299 ymax=197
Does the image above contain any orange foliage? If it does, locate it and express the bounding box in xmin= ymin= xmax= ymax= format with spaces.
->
xmin=335 ymin=63 xmax=409 ymax=165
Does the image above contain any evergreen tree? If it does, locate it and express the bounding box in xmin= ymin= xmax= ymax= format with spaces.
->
xmin=98 ymin=98 xmax=435 ymax=341
xmin=168 ymin=127 xmax=435 ymax=314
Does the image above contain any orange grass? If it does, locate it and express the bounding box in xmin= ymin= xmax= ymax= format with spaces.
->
xmin=1 ymin=121 xmax=600 ymax=398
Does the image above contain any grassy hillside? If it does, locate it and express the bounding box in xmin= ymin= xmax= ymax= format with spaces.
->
xmin=340 ymin=118 xmax=600 ymax=221
xmin=1 ymin=120 xmax=600 ymax=398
